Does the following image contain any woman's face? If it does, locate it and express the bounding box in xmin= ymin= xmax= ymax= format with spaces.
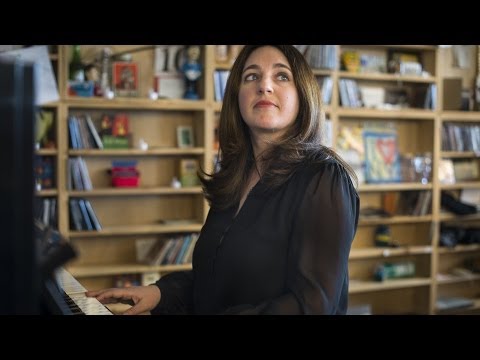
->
xmin=238 ymin=46 xmax=299 ymax=139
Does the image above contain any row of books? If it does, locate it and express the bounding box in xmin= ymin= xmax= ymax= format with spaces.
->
xmin=213 ymin=70 xmax=230 ymax=102
xmin=295 ymin=45 xmax=337 ymax=70
xmin=136 ymin=233 xmax=199 ymax=266
xmin=69 ymin=198 xmax=102 ymax=231
xmin=34 ymin=197 xmax=57 ymax=229
xmin=439 ymin=159 xmax=479 ymax=184
xmin=442 ymin=123 xmax=480 ymax=152
xmin=381 ymin=190 xmax=432 ymax=217
xmin=67 ymin=156 xmax=92 ymax=191
xmin=423 ymin=84 xmax=437 ymax=110
xmin=339 ymin=79 xmax=362 ymax=108
xmin=317 ymin=77 xmax=333 ymax=105
xmin=339 ymin=80 xmax=436 ymax=110
xmin=397 ymin=190 xmax=432 ymax=216
xmin=68 ymin=115 xmax=103 ymax=149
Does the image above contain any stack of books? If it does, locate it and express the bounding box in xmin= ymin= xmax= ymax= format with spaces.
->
xmin=109 ymin=160 xmax=139 ymax=187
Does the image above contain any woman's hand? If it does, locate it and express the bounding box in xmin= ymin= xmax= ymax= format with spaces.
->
xmin=86 ymin=285 xmax=161 ymax=315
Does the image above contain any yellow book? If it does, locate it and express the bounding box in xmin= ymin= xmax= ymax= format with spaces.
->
xmin=179 ymin=159 xmax=199 ymax=187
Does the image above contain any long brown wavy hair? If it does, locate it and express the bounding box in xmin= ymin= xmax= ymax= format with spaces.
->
xmin=200 ymin=45 xmax=356 ymax=210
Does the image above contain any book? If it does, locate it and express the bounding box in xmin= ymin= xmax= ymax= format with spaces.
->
xmin=135 ymin=238 xmax=158 ymax=263
xmin=112 ymin=113 xmax=129 ymax=137
xmin=460 ymin=188 xmax=480 ymax=210
xmin=436 ymin=296 xmax=474 ymax=311
xmin=69 ymin=199 xmax=83 ymax=231
xmin=179 ymin=159 xmax=200 ymax=187
xmin=438 ymin=159 xmax=456 ymax=184
xmin=86 ymin=115 xmax=103 ymax=149
xmin=78 ymin=199 xmax=93 ymax=230
xmin=84 ymin=200 xmax=102 ymax=231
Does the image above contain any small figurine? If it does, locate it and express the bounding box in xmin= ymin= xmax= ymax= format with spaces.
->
xmin=138 ymin=138 xmax=149 ymax=151
xmin=171 ymin=176 xmax=181 ymax=189
xmin=148 ymin=89 xmax=159 ymax=100
xmin=182 ymin=45 xmax=202 ymax=100
xmin=84 ymin=63 xmax=103 ymax=96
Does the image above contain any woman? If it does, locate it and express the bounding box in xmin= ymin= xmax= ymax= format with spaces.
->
xmin=86 ymin=45 xmax=359 ymax=315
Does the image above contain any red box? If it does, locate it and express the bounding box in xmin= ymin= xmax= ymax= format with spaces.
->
xmin=112 ymin=176 xmax=139 ymax=187
xmin=111 ymin=167 xmax=140 ymax=187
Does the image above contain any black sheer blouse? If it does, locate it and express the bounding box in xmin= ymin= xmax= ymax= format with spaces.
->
xmin=151 ymin=159 xmax=359 ymax=315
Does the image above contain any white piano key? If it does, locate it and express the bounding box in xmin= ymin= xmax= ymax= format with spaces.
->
xmin=54 ymin=268 xmax=112 ymax=315
xmin=55 ymin=268 xmax=86 ymax=294
xmin=68 ymin=293 xmax=113 ymax=315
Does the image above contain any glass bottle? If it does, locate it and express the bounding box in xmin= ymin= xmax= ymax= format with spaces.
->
xmin=69 ymin=45 xmax=84 ymax=82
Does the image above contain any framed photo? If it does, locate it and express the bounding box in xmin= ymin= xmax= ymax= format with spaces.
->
xmin=112 ymin=62 xmax=138 ymax=97
xmin=177 ymin=126 xmax=194 ymax=148
xmin=363 ymin=130 xmax=401 ymax=183
xmin=155 ymin=72 xmax=185 ymax=99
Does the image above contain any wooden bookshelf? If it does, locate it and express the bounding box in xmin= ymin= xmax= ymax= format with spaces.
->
xmin=42 ymin=45 xmax=480 ymax=314
xmin=47 ymin=46 xmax=212 ymax=290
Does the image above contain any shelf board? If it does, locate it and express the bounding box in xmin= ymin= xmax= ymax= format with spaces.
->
xmin=311 ymin=69 xmax=334 ymax=76
xmin=359 ymin=183 xmax=432 ymax=192
xmin=436 ymin=273 xmax=480 ymax=285
xmin=35 ymin=189 xmax=58 ymax=197
xmin=384 ymin=45 xmax=437 ymax=51
xmin=213 ymin=102 xmax=222 ymax=112
xmin=359 ymin=215 xmax=432 ymax=225
xmin=441 ymin=151 xmax=480 ymax=158
xmin=338 ymin=71 xmax=436 ymax=83
xmin=36 ymin=149 xmax=57 ymax=156
xmin=350 ymin=246 xmax=432 ymax=259
xmin=68 ymin=223 xmax=203 ymax=238
xmin=349 ymin=277 xmax=431 ymax=293
xmin=343 ymin=45 xmax=437 ymax=51
xmin=68 ymin=263 xmax=192 ymax=278
xmin=214 ymin=62 xmax=232 ymax=70
xmin=68 ymin=148 xmax=205 ymax=156
xmin=435 ymin=298 xmax=480 ymax=314
xmin=440 ymin=182 xmax=480 ymax=190
xmin=439 ymin=212 xmax=480 ymax=222
xmin=64 ymin=97 xmax=207 ymax=111
xmin=41 ymin=101 xmax=61 ymax=108
xmin=338 ymin=108 xmax=435 ymax=119
xmin=441 ymin=111 xmax=480 ymax=121
xmin=438 ymin=244 xmax=480 ymax=254
xmin=69 ymin=186 xmax=203 ymax=197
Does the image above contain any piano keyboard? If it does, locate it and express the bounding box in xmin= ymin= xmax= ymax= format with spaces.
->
xmin=55 ymin=268 xmax=113 ymax=315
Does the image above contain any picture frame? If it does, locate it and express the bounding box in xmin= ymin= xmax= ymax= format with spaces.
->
xmin=112 ymin=62 xmax=139 ymax=97
xmin=177 ymin=126 xmax=194 ymax=148
xmin=155 ymin=72 xmax=185 ymax=99
xmin=363 ymin=130 xmax=401 ymax=183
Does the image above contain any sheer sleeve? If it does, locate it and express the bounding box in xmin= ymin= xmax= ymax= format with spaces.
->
xmin=223 ymin=161 xmax=359 ymax=314
xmin=150 ymin=271 xmax=194 ymax=315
